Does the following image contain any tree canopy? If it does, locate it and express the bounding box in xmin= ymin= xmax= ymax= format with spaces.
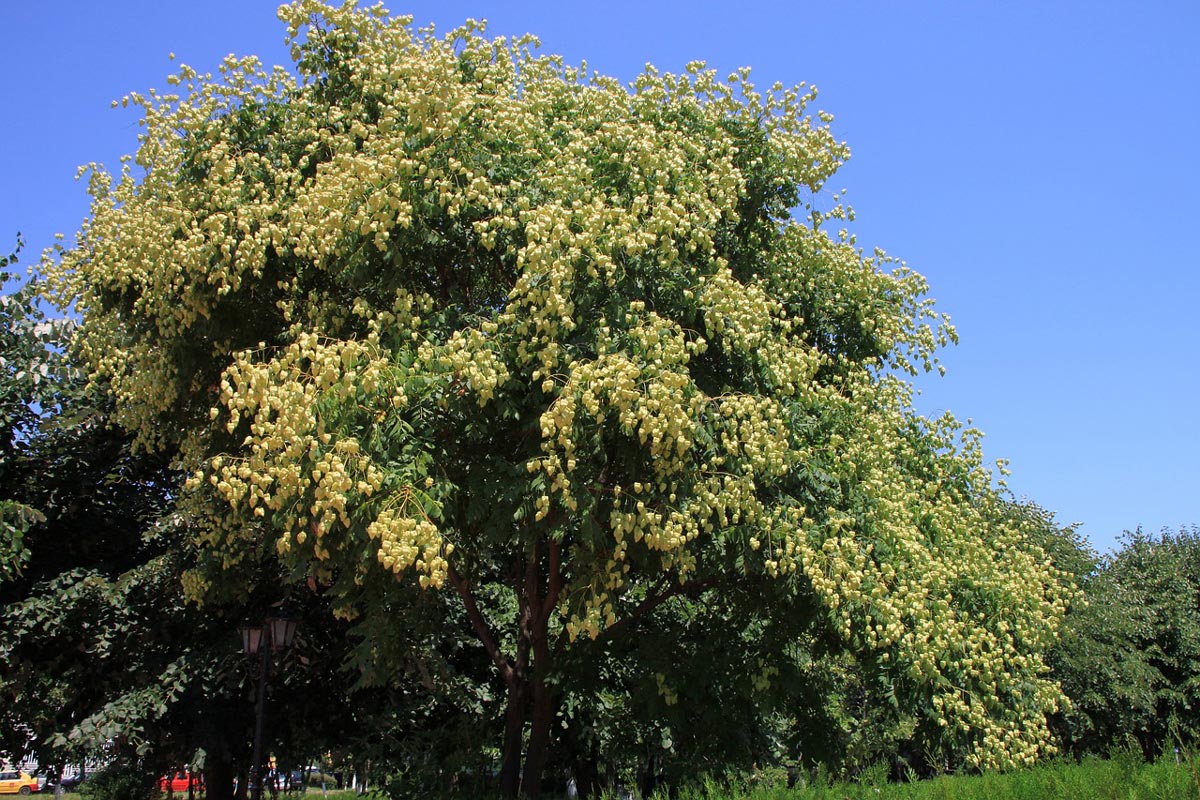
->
xmin=1052 ymin=527 xmax=1200 ymax=759
xmin=1 ymin=238 xmax=76 ymax=581
xmin=45 ymin=2 xmax=1073 ymax=794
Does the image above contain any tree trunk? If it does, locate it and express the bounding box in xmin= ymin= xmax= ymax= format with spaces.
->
xmin=520 ymin=675 xmax=553 ymax=799
xmin=637 ymin=753 xmax=660 ymax=799
xmin=235 ymin=765 xmax=250 ymax=800
xmin=563 ymin=720 xmax=600 ymax=800
xmin=573 ymin=750 xmax=599 ymax=800
xmin=498 ymin=683 xmax=527 ymax=798
xmin=205 ymin=757 xmax=235 ymax=800
xmin=520 ymin=612 xmax=554 ymax=800
xmin=451 ymin=538 xmax=561 ymax=800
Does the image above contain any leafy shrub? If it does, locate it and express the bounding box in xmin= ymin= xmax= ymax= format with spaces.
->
xmin=78 ymin=761 xmax=156 ymax=800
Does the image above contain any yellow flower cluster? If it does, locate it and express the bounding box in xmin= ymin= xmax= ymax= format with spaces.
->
xmin=699 ymin=264 xmax=825 ymax=396
xmin=182 ymin=328 xmax=411 ymax=569
xmin=563 ymin=581 xmax=620 ymax=643
xmin=528 ymin=282 xmax=823 ymax=636
xmin=791 ymin=378 xmax=1070 ymax=768
xmin=179 ymin=569 xmax=211 ymax=601
xmin=368 ymin=510 xmax=451 ymax=588
xmin=750 ymin=662 xmax=780 ymax=693
xmin=423 ymin=328 xmax=509 ymax=408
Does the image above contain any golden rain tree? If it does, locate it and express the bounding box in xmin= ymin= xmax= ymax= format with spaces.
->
xmin=48 ymin=2 xmax=1072 ymax=795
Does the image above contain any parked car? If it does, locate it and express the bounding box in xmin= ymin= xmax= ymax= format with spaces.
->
xmin=39 ymin=774 xmax=84 ymax=792
xmin=159 ymin=770 xmax=204 ymax=795
xmin=58 ymin=775 xmax=84 ymax=791
xmin=0 ymin=770 xmax=39 ymax=795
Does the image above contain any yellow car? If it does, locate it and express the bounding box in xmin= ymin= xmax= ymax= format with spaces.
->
xmin=0 ymin=770 xmax=38 ymax=794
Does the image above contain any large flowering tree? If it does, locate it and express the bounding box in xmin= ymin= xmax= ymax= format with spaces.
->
xmin=49 ymin=2 xmax=1071 ymax=795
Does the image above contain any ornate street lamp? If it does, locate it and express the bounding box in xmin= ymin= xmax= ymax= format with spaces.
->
xmin=240 ymin=615 xmax=297 ymax=800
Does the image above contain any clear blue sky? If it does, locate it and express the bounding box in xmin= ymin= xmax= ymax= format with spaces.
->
xmin=3 ymin=1 xmax=1197 ymax=555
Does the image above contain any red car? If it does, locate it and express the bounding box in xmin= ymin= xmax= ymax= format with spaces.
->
xmin=158 ymin=771 xmax=204 ymax=795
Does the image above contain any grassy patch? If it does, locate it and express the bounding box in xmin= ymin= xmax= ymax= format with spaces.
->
xmin=664 ymin=754 xmax=1198 ymax=800
xmin=48 ymin=755 xmax=1199 ymax=799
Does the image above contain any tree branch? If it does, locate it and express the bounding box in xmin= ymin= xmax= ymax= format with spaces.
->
xmin=447 ymin=564 xmax=514 ymax=687
xmin=598 ymin=575 xmax=721 ymax=643
xmin=514 ymin=547 xmax=537 ymax=678
xmin=525 ymin=540 xmax=540 ymax=617
xmin=542 ymin=538 xmax=562 ymax=620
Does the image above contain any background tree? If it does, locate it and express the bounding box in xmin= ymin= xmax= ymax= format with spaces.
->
xmin=0 ymin=243 xmax=190 ymax=779
xmin=46 ymin=2 xmax=1075 ymax=796
xmin=0 ymin=277 xmax=219 ymax=788
xmin=0 ymin=237 xmax=75 ymax=581
xmin=0 ymin=249 xmax=417 ymax=799
xmin=1052 ymin=527 xmax=1200 ymax=759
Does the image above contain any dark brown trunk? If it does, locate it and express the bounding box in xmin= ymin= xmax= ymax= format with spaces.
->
xmin=637 ymin=753 xmax=660 ymax=799
xmin=520 ymin=610 xmax=554 ymax=800
xmin=521 ymin=675 xmax=554 ymax=799
xmin=573 ymin=748 xmax=599 ymax=800
xmin=205 ymin=758 xmax=235 ymax=800
xmin=519 ymin=536 xmax=564 ymax=799
xmin=498 ymin=681 xmax=527 ymax=798
xmin=451 ymin=538 xmax=562 ymax=800
xmin=234 ymin=765 xmax=249 ymax=800
xmin=563 ymin=717 xmax=600 ymax=800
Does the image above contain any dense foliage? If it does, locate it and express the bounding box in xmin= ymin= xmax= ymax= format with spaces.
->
xmin=0 ymin=237 xmax=74 ymax=581
xmin=1 ymin=243 xmax=193 ymax=779
xmin=38 ymin=1 xmax=1081 ymax=796
xmin=1052 ymin=527 xmax=1200 ymax=759
xmin=1 ymin=242 xmax=471 ymax=800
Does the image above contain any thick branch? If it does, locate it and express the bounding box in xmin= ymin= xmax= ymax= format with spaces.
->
xmin=598 ymin=575 xmax=721 ymax=643
xmin=515 ymin=547 xmax=538 ymax=676
xmin=448 ymin=564 xmax=514 ymax=686
xmin=542 ymin=539 xmax=562 ymax=620
xmin=525 ymin=542 xmax=540 ymax=617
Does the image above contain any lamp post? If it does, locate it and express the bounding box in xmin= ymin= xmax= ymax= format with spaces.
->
xmin=240 ymin=616 xmax=297 ymax=800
